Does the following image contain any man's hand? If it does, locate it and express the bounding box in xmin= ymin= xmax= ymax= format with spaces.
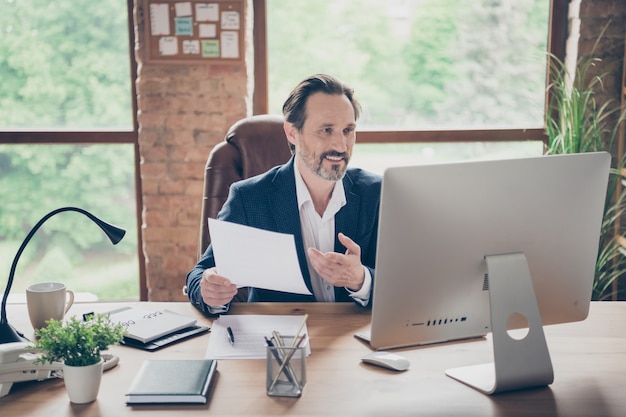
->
xmin=200 ymin=267 xmax=238 ymax=307
xmin=306 ymin=232 xmax=365 ymax=291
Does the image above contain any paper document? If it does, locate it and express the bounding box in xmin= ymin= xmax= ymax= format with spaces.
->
xmin=205 ymin=315 xmax=311 ymax=359
xmin=208 ymin=218 xmax=312 ymax=295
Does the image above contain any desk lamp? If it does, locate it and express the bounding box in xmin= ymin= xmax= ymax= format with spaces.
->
xmin=0 ymin=207 xmax=125 ymax=344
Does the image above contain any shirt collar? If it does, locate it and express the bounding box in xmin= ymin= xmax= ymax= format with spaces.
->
xmin=294 ymin=157 xmax=346 ymax=216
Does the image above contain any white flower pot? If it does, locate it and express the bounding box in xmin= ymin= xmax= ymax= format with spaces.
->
xmin=62 ymin=359 xmax=104 ymax=404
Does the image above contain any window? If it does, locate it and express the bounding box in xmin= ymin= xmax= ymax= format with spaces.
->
xmin=256 ymin=0 xmax=566 ymax=168
xmin=0 ymin=0 xmax=142 ymax=301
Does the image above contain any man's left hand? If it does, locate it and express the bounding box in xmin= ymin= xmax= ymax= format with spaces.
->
xmin=307 ymin=232 xmax=365 ymax=291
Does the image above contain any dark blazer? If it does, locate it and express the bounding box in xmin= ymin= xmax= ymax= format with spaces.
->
xmin=186 ymin=157 xmax=382 ymax=314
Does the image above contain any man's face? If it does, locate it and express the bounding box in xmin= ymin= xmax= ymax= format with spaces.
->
xmin=287 ymin=92 xmax=356 ymax=182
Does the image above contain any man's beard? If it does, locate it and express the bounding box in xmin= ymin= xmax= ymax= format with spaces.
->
xmin=300 ymin=149 xmax=350 ymax=182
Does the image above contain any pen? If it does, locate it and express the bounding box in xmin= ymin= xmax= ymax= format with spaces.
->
xmin=226 ymin=326 xmax=235 ymax=345
xmin=290 ymin=314 xmax=308 ymax=348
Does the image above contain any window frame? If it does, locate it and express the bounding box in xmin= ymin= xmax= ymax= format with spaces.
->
xmin=0 ymin=0 xmax=147 ymax=301
xmin=252 ymin=0 xmax=568 ymax=145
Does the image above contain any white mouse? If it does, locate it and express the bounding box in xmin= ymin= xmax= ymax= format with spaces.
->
xmin=361 ymin=351 xmax=410 ymax=371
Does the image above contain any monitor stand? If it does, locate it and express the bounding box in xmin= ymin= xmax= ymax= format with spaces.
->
xmin=445 ymin=252 xmax=554 ymax=394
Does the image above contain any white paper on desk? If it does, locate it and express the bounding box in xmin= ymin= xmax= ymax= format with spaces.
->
xmin=205 ymin=315 xmax=311 ymax=359
xmin=208 ymin=218 xmax=312 ymax=295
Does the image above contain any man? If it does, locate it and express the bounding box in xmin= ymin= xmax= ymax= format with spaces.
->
xmin=185 ymin=74 xmax=381 ymax=315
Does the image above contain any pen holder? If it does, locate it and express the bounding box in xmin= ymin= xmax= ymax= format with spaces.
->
xmin=266 ymin=338 xmax=307 ymax=397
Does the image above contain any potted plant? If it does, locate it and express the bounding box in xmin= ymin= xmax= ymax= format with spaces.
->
xmin=31 ymin=314 xmax=125 ymax=404
xmin=545 ymin=34 xmax=626 ymax=300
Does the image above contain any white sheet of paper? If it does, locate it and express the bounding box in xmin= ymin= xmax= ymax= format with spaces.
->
xmin=220 ymin=31 xmax=239 ymax=58
xmin=196 ymin=3 xmax=219 ymax=21
xmin=198 ymin=23 xmax=217 ymax=38
xmin=149 ymin=4 xmax=170 ymax=35
xmin=182 ymin=40 xmax=200 ymax=54
xmin=220 ymin=11 xmax=240 ymax=30
xmin=158 ymin=37 xmax=178 ymax=55
xmin=208 ymin=218 xmax=312 ymax=295
xmin=174 ymin=1 xmax=192 ymax=17
xmin=205 ymin=315 xmax=311 ymax=359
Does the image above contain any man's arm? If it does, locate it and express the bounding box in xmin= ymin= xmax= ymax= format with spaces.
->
xmin=186 ymin=249 xmax=222 ymax=315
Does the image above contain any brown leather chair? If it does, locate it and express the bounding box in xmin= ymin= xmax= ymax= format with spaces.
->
xmin=196 ymin=114 xmax=291 ymax=301
xmin=197 ymin=113 xmax=292 ymax=257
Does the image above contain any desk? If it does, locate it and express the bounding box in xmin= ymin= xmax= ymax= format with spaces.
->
xmin=1 ymin=301 xmax=625 ymax=417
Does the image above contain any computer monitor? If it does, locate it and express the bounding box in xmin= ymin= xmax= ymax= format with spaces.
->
xmin=366 ymin=152 xmax=611 ymax=394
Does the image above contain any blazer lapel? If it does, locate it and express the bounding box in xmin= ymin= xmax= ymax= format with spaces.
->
xmin=267 ymin=159 xmax=314 ymax=293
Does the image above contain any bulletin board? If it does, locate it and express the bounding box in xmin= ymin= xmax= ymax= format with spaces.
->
xmin=142 ymin=0 xmax=245 ymax=64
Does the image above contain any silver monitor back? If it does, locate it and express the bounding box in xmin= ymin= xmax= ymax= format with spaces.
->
xmin=369 ymin=152 xmax=611 ymax=350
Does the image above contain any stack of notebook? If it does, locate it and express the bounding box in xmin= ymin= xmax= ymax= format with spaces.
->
xmin=106 ymin=307 xmax=209 ymax=351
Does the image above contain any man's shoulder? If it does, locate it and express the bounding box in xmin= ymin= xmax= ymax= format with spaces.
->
xmin=345 ymin=167 xmax=382 ymax=189
xmin=232 ymin=163 xmax=289 ymax=191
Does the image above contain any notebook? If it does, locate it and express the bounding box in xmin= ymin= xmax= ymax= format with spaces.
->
xmin=120 ymin=325 xmax=210 ymax=351
xmin=126 ymin=359 xmax=217 ymax=404
xmin=106 ymin=307 xmax=199 ymax=344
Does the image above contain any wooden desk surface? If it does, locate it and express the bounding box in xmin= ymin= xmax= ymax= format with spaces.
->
xmin=1 ymin=301 xmax=625 ymax=417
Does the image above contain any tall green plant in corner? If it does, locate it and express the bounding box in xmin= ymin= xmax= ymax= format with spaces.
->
xmin=545 ymin=49 xmax=626 ymax=300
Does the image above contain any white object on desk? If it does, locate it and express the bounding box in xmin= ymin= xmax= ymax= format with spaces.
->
xmin=361 ymin=351 xmax=410 ymax=371
xmin=106 ymin=307 xmax=197 ymax=344
xmin=206 ymin=315 xmax=311 ymax=359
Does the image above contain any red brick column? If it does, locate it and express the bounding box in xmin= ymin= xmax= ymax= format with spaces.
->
xmin=133 ymin=1 xmax=252 ymax=301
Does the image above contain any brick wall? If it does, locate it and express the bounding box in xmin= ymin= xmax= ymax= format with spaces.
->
xmin=134 ymin=1 xmax=252 ymax=301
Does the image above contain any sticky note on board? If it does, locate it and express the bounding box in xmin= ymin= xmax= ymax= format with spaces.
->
xmin=175 ymin=17 xmax=193 ymax=36
xmin=202 ymin=40 xmax=219 ymax=58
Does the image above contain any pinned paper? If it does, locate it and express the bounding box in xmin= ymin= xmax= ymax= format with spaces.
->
xmin=202 ymin=40 xmax=219 ymax=58
xmin=175 ymin=16 xmax=193 ymax=36
xmin=221 ymin=11 xmax=240 ymax=30
xmin=158 ymin=37 xmax=178 ymax=55
xmin=220 ymin=31 xmax=238 ymax=58
xmin=174 ymin=1 xmax=192 ymax=17
xmin=150 ymin=3 xmax=170 ymax=35
xmin=183 ymin=40 xmax=200 ymax=54
xmin=199 ymin=23 xmax=217 ymax=38
xmin=196 ymin=3 xmax=219 ymax=21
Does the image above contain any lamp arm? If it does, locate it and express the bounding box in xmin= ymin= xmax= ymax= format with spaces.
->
xmin=1 ymin=207 xmax=125 ymax=324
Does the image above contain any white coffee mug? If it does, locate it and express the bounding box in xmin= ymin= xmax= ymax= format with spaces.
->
xmin=26 ymin=282 xmax=75 ymax=330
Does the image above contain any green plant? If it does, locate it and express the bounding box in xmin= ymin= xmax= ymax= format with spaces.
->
xmin=545 ymin=40 xmax=626 ymax=300
xmin=31 ymin=314 xmax=125 ymax=367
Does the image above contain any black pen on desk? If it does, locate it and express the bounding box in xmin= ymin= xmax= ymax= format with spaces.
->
xmin=226 ymin=326 xmax=235 ymax=345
